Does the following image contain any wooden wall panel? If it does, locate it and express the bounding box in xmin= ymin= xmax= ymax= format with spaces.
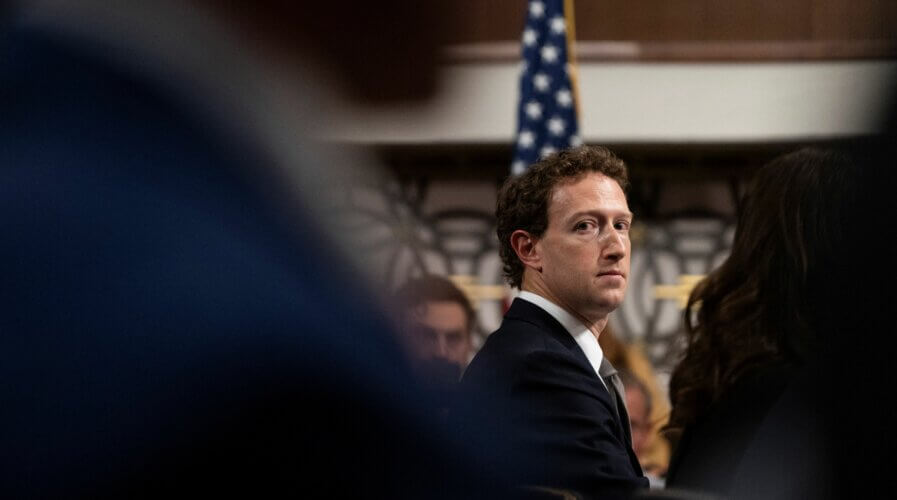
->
xmin=446 ymin=0 xmax=897 ymax=43
xmin=701 ymin=0 xmax=813 ymax=40
xmin=447 ymin=1 xmax=524 ymax=43
xmin=812 ymin=0 xmax=897 ymax=39
xmin=574 ymin=1 xmax=710 ymax=41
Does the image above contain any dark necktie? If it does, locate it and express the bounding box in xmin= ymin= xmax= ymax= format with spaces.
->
xmin=598 ymin=358 xmax=632 ymax=447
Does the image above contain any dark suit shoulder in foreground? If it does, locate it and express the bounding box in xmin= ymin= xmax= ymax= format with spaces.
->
xmin=460 ymin=299 xmax=648 ymax=497
xmin=1 ymin=28 xmax=508 ymax=499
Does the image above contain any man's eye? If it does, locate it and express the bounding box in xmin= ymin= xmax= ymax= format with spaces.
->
xmin=574 ymin=221 xmax=595 ymax=232
xmin=614 ymin=220 xmax=631 ymax=230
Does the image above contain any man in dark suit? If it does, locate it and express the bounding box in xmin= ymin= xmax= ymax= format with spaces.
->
xmin=459 ymin=146 xmax=649 ymax=498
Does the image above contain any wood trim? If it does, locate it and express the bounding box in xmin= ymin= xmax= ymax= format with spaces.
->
xmin=444 ymin=40 xmax=897 ymax=63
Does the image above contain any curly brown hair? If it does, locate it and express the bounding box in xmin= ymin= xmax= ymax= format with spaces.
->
xmin=496 ymin=146 xmax=629 ymax=289
xmin=665 ymin=148 xmax=857 ymax=438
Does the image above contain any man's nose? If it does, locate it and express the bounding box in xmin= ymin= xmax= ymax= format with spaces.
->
xmin=600 ymin=229 xmax=626 ymax=261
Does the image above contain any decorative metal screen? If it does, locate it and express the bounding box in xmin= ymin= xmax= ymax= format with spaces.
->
xmin=337 ymin=174 xmax=737 ymax=376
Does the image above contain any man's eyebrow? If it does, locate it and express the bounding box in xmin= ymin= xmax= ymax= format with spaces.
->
xmin=566 ymin=209 xmax=634 ymax=221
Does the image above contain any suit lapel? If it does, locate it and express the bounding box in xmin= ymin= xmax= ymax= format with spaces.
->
xmin=505 ymin=300 xmax=621 ymax=424
xmin=504 ymin=298 xmax=645 ymax=475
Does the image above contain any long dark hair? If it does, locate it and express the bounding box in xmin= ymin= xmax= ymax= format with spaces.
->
xmin=666 ymin=148 xmax=857 ymax=436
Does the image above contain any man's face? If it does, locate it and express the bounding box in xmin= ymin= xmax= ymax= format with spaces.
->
xmin=535 ymin=172 xmax=632 ymax=319
xmin=404 ymin=301 xmax=471 ymax=371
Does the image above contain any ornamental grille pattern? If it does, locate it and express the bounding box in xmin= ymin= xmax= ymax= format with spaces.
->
xmin=337 ymin=177 xmax=735 ymax=376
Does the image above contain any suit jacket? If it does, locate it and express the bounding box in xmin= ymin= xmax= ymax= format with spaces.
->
xmin=459 ymin=298 xmax=648 ymax=497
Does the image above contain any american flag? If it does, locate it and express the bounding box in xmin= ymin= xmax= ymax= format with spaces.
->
xmin=511 ymin=0 xmax=581 ymax=175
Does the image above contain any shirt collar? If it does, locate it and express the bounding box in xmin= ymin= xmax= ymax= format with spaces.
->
xmin=517 ymin=291 xmax=607 ymax=385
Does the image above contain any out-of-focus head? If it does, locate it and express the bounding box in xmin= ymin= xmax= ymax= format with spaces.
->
xmin=668 ymin=147 xmax=858 ymax=435
xmin=393 ymin=275 xmax=475 ymax=372
xmin=203 ymin=0 xmax=454 ymax=104
xmin=620 ymin=370 xmax=652 ymax=458
xmin=498 ymin=146 xmax=632 ymax=319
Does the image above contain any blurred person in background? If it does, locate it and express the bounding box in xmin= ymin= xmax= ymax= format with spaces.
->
xmin=393 ymin=275 xmax=475 ymax=379
xmin=619 ymin=371 xmax=652 ymax=465
xmin=392 ymin=275 xmax=475 ymax=421
xmin=599 ymin=324 xmax=671 ymax=482
xmin=618 ymin=370 xmax=665 ymax=489
xmin=0 ymin=1 xmax=517 ymax=498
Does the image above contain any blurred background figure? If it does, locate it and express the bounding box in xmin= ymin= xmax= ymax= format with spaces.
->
xmin=618 ymin=370 xmax=664 ymax=489
xmin=600 ymin=325 xmax=671 ymax=484
xmin=663 ymin=148 xmax=858 ymax=499
xmin=392 ymin=275 xmax=475 ymax=417
xmin=393 ymin=275 xmax=475 ymax=377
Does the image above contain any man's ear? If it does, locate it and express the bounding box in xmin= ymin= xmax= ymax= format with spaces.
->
xmin=510 ymin=230 xmax=542 ymax=272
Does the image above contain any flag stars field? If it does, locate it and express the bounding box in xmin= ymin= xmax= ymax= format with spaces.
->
xmin=526 ymin=101 xmax=544 ymax=120
xmin=533 ymin=73 xmax=551 ymax=92
xmin=513 ymin=0 xmax=579 ymax=175
xmin=530 ymin=1 xmax=545 ymax=18
xmin=548 ymin=116 xmax=566 ymax=136
xmin=523 ymin=28 xmax=538 ymax=46
xmin=550 ymin=16 xmax=566 ymax=34
xmin=556 ymin=88 xmax=573 ymax=107
xmin=518 ymin=130 xmax=536 ymax=149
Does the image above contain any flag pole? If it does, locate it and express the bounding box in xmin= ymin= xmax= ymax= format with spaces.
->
xmin=564 ymin=0 xmax=581 ymax=120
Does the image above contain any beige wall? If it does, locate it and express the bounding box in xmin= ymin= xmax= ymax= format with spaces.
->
xmin=319 ymin=60 xmax=896 ymax=144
